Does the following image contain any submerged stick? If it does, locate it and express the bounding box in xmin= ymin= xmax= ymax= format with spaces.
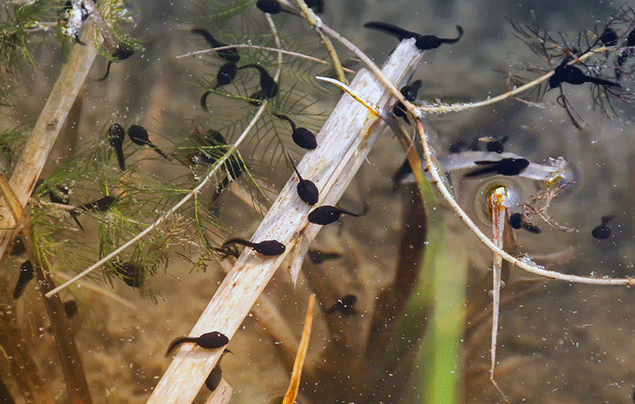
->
xmin=146 ymin=40 xmax=424 ymax=404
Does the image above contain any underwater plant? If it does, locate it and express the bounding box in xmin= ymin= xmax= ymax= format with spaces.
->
xmin=2 ymin=1 xmax=635 ymax=404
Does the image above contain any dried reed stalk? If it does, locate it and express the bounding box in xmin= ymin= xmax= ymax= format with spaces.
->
xmin=145 ymin=39 xmax=424 ymax=404
xmin=0 ymin=26 xmax=98 ymax=259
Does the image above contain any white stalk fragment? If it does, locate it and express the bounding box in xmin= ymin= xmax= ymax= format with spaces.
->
xmin=145 ymin=39 xmax=424 ymax=404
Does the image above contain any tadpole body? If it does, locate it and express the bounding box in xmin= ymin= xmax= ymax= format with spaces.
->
xmin=108 ymin=123 xmax=126 ymax=170
xmin=326 ymin=295 xmax=357 ymax=316
xmin=205 ymin=349 xmax=232 ymax=392
xmin=113 ymin=261 xmax=144 ymax=288
xmin=165 ymin=331 xmax=229 ymax=357
xmin=600 ymin=27 xmax=618 ymax=47
xmin=549 ymin=62 xmax=621 ymax=89
xmin=592 ymin=215 xmax=615 ymax=240
xmin=273 ymin=113 xmax=317 ymax=150
xmin=98 ymin=42 xmax=135 ymax=81
xmin=13 ymin=260 xmax=34 ymax=300
xmin=71 ymin=195 xmax=117 ymax=232
xmin=63 ymin=300 xmax=78 ymax=319
xmin=393 ymin=79 xmax=422 ymax=124
xmin=216 ymin=62 xmax=237 ymax=87
xmin=48 ymin=185 xmax=70 ymax=205
xmin=364 ymin=22 xmax=463 ymax=51
xmin=508 ymin=212 xmax=541 ymax=234
xmin=237 ymin=64 xmax=278 ymax=98
xmin=307 ymin=249 xmax=342 ymax=265
xmin=485 ymin=136 xmax=508 ymax=154
xmin=308 ymin=205 xmax=362 ymax=225
xmin=256 ymin=0 xmax=300 ymax=15
xmin=287 ymin=153 xmax=319 ymax=205
xmin=222 ymin=238 xmax=286 ymax=256
xmin=191 ymin=28 xmax=240 ymax=63
xmin=127 ymin=124 xmax=170 ymax=160
xmin=465 ymin=158 xmax=530 ymax=178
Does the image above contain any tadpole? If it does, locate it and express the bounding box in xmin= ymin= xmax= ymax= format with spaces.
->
xmin=216 ymin=62 xmax=237 ymax=87
xmin=256 ymin=0 xmax=300 ymax=15
xmin=273 ymin=113 xmax=317 ymax=150
xmin=600 ymin=27 xmax=618 ymax=47
xmin=549 ymin=62 xmax=621 ymax=89
xmin=308 ymin=205 xmax=365 ymax=225
xmin=237 ymin=64 xmax=278 ymax=98
xmin=591 ymin=215 xmax=615 ymax=240
xmin=165 ymin=331 xmax=229 ymax=357
xmin=287 ymin=152 xmax=319 ymax=205
xmin=222 ymin=238 xmax=286 ymax=256
xmin=71 ymin=195 xmax=117 ymax=231
xmin=108 ymin=123 xmax=126 ymax=170
xmin=307 ymin=249 xmax=342 ymax=265
xmin=364 ymin=22 xmax=463 ymax=51
xmin=127 ymin=124 xmax=170 ymax=160
xmin=464 ymin=158 xmax=530 ymax=178
xmin=508 ymin=212 xmax=541 ymax=234
xmin=13 ymin=260 xmax=34 ymax=300
xmin=191 ymin=28 xmax=240 ymax=63
xmin=326 ymin=295 xmax=357 ymax=316
xmin=485 ymin=136 xmax=509 ymax=154
xmin=112 ymin=261 xmax=144 ymax=288
xmin=205 ymin=349 xmax=232 ymax=391
xmin=393 ymin=79 xmax=422 ymax=124
xmin=98 ymin=42 xmax=135 ymax=81
xmin=63 ymin=300 xmax=78 ymax=319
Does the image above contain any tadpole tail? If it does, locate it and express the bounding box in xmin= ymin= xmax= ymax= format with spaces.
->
xmin=273 ymin=113 xmax=297 ymax=130
xmin=222 ymin=238 xmax=254 ymax=249
xmin=440 ymin=25 xmax=464 ymax=44
xmin=587 ymin=75 xmax=621 ymax=88
xmin=114 ymin=147 xmax=126 ymax=170
xmin=149 ymin=142 xmax=170 ymax=160
xmin=97 ymin=61 xmax=113 ymax=82
xmin=191 ymin=28 xmax=222 ymax=47
xmin=212 ymin=176 xmax=231 ymax=202
xmin=165 ymin=337 xmax=196 ymax=357
xmin=363 ymin=21 xmax=414 ymax=41
xmin=71 ymin=214 xmax=85 ymax=232
xmin=201 ymin=91 xmax=211 ymax=111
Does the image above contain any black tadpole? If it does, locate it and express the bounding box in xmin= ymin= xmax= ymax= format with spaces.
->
xmin=222 ymin=238 xmax=286 ymax=256
xmin=113 ymin=261 xmax=144 ymax=288
xmin=393 ymin=79 xmax=422 ymax=124
xmin=256 ymin=0 xmax=300 ymax=15
xmin=326 ymin=295 xmax=357 ymax=316
xmin=600 ymin=27 xmax=618 ymax=47
xmin=364 ymin=22 xmax=463 ymax=51
xmin=464 ymin=158 xmax=530 ymax=178
xmin=108 ymin=123 xmax=126 ymax=170
xmin=127 ymin=124 xmax=170 ymax=160
xmin=238 ymin=64 xmax=279 ymax=98
xmin=48 ymin=185 xmax=70 ymax=205
xmin=273 ymin=113 xmax=317 ymax=150
xmin=549 ymin=62 xmax=621 ymax=89
xmin=205 ymin=349 xmax=232 ymax=391
xmin=63 ymin=300 xmax=78 ymax=319
xmin=165 ymin=331 xmax=229 ymax=357
xmin=98 ymin=42 xmax=135 ymax=82
xmin=216 ymin=62 xmax=237 ymax=87
xmin=71 ymin=195 xmax=117 ymax=231
xmin=485 ymin=136 xmax=509 ymax=154
xmin=13 ymin=260 xmax=34 ymax=300
xmin=191 ymin=28 xmax=240 ymax=63
xmin=308 ymin=205 xmax=363 ymax=225
xmin=287 ymin=152 xmax=319 ymax=205
xmin=591 ymin=215 xmax=615 ymax=240
xmin=307 ymin=249 xmax=342 ymax=265
xmin=508 ymin=212 xmax=541 ymax=234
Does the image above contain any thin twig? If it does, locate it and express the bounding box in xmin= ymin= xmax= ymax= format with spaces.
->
xmin=175 ymin=44 xmax=356 ymax=73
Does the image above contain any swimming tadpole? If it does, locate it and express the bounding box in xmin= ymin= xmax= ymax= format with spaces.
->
xmin=222 ymin=238 xmax=286 ymax=256
xmin=364 ymin=22 xmax=463 ymax=52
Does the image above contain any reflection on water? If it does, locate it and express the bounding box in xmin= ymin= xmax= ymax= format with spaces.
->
xmin=3 ymin=0 xmax=635 ymax=403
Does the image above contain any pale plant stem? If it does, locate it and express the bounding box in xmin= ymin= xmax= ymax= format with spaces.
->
xmin=489 ymin=187 xmax=508 ymax=400
xmin=176 ymin=45 xmax=356 ymax=73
